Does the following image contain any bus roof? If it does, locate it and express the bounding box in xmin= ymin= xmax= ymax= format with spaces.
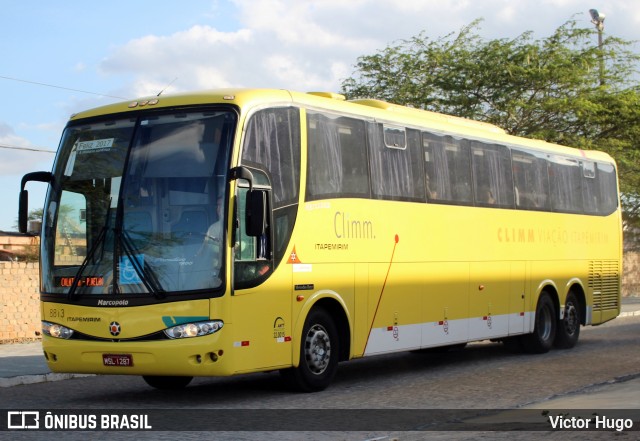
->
xmin=68 ymin=88 xmax=615 ymax=165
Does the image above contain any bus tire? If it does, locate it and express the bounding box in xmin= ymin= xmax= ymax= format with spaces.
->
xmin=142 ymin=375 xmax=193 ymax=390
xmin=521 ymin=293 xmax=556 ymax=354
xmin=280 ymin=308 xmax=339 ymax=392
xmin=554 ymin=292 xmax=581 ymax=349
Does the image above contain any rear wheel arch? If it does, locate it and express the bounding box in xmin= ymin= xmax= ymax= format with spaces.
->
xmin=565 ymin=282 xmax=587 ymax=326
xmin=554 ymin=285 xmax=584 ymax=349
xmin=521 ymin=289 xmax=558 ymax=354
xmin=534 ymin=283 xmax=560 ymax=319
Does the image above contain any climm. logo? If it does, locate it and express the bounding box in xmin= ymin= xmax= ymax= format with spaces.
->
xmin=334 ymin=211 xmax=375 ymax=239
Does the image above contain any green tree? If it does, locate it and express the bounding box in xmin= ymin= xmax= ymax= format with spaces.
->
xmin=12 ymin=207 xmax=44 ymax=232
xmin=341 ymin=17 xmax=640 ymax=248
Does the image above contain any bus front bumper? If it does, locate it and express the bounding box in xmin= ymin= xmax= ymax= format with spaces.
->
xmin=42 ymin=332 xmax=235 ymax=377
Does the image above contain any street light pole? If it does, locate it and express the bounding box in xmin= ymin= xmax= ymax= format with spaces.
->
xmin=589 ymin=8 xmax=606 ymax=85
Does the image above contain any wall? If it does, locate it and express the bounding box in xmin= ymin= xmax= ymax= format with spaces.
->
xmin=623 ymin=251 xmax=640 ymax=298
xmin=0 ymin=262 xmax=40 ymax=342
xmin=1 ymin=255 xmax=640 ymax=343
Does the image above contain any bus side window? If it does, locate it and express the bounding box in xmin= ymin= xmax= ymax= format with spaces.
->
xmin=368 ymin=124 xmax=425 ymax=201
xmin=306 ymin=111 xmax=370 ymax=200
xmin=242 ymin=107 xmax=301 ymax=266
xmin=548 ymin=156 xmax=583 ymax=213
xmin=597 ymin=163 xmax=618 ymax=215
xmin=511 ymin=148 xmax=550 ymax=211
xmin=422 ymin=132 xmax=472 ymax=205
xmin=582 ymin=161 xmax=599 ymax=215
xmin=470 ymin=142 xmax=514 ymax=208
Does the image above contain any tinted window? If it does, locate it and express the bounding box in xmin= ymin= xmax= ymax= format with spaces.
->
xmin=470 ymin=142 xmax=514 ymax=208
xmin=423 ymin=133 xmax=472 ymax=204
xmin=582 ymin=161 xmax=599 ymax=214
xmin=243 ymin=107 xmax=301 ymax=208
xmin=306 ymin=111 xmax=370 ymax=200
xmin=512 ymin=149 xmax=550 ymax=210
xmin=549 ymin=156 xmax=583 ymax=213
xmin=597 ymin=163 xmax=618 ymax=215
xmin=369 ymin=124 xmax=425 ymax=201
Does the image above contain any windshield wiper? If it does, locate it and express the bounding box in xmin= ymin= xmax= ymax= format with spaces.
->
xmin=67 ymin=210 xmax=110 ymax=301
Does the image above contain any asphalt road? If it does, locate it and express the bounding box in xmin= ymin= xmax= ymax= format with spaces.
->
xmin=2 ymin=314 xmax=640 ymax=440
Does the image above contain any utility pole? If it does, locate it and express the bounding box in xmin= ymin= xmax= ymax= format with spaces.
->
xmin=589 ymin=9 xmax=606 ymax=85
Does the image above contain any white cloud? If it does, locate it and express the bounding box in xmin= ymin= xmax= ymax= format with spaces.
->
xmin=96 ymin=0 xmax=638 ymax=100
xmin=234 ymin=0 xmax=376 ymax=49
xmin=99 ymin=25 xmax=260 ymax=95
xmin=98 ymin=1 xmax=391 ymax=95
xmin=101 ymin=25 xmax=253 ymax=72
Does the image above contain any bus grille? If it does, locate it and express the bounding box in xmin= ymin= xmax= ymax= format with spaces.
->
xmin=588 ymin=260 xmax=620 ymax=311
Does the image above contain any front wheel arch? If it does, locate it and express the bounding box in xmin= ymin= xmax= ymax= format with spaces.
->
xmin=292 ymin=294 xmax=351 ymax=364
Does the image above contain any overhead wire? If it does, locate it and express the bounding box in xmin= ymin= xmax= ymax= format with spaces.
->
xmin=0 ymin=144 xmax=55 ymax=154
xmin=0 ymin=74 xmax=127 ymax=100
xmin=0 ymin=75 xmax=127 ymax=155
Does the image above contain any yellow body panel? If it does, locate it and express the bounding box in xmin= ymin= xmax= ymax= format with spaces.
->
xmin=40 ymin=88 xmax=622 ymax=378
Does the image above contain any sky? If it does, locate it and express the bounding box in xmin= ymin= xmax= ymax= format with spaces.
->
xmin=1 ymin=0 xmax=638 ymax=232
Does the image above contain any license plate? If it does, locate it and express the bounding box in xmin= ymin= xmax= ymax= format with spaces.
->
xmin=103 ymin=354 xmax=134 ymax=367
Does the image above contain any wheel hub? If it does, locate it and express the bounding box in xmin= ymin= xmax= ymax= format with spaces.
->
xmin=564 ymin=303 xmax=579 ymax=335
xmin=305 ymin=324 xmax=331 ymax=374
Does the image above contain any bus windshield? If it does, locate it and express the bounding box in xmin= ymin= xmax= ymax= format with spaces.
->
xmin=41 ymin=109 xmax=236 ymax=298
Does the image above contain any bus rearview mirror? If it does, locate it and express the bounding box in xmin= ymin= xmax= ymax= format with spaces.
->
xmin=19 ymin=171 xmax=53 ymax=234
xmin=245 ymin=189 xmax=267 ymax=237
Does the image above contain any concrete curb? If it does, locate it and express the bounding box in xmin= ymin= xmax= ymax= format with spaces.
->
xmin=0 ymin=373 xmax=94 ymax=388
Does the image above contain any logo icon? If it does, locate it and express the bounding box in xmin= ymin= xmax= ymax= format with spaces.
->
xmin=109 ymin=321 xmax=121 ymax=336
xmin=7 ymin=411 xmax=40 ymax=429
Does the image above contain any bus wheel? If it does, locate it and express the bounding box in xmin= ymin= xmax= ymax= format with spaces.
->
xmin=142 ymin=375 xmax=193 ymax=390
xmin=281 ymin=308 xmax=339 ymax=392
xmin=554 ymin=292 xmax=581 ymax=349
xmin=521 ymin=293 xmax=556 ymax=354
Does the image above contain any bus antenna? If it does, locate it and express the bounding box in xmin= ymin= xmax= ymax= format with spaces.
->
xmin=157 ymin=77 xmax=178 ymax=96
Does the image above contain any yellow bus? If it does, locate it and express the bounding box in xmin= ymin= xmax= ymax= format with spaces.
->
xmin=20 ymin=89 xmax=622 ymax=391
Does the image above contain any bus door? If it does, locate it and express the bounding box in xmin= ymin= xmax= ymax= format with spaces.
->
xmin=230 ymin=185 xmax=292 ymax=373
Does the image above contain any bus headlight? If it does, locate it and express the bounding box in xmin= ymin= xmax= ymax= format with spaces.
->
xmin=164 ymin=320 xmax=224 ymax=339
xmin=42 ymin=321 xmax=74 ymax=339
